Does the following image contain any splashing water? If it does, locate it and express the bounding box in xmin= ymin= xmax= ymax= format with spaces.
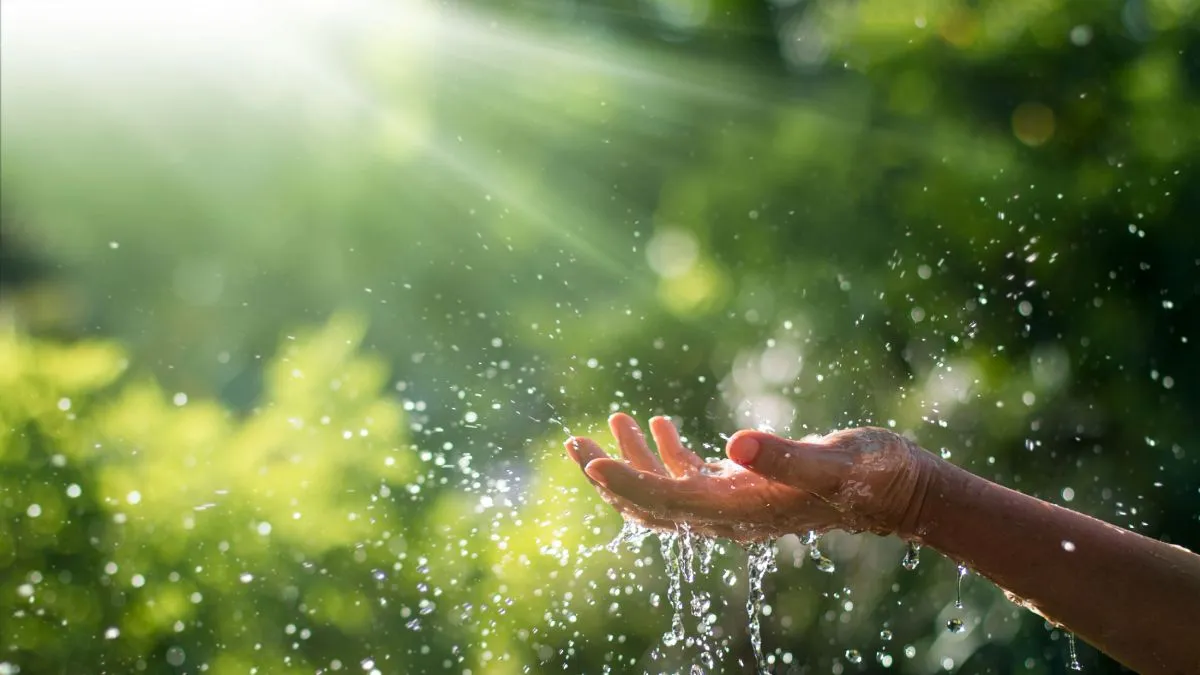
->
xmin=660 ymin=533 xmax=687 ymax=646
xmin=1067 ymin=632 xmax=1083 ymax=671
xmin=901 ymin=541 xmax=921 ymax=570
xmin=607 ymin=520 xmax=653 ymax=553
xmin=745 ymin=539 xmax=778 ymax=674
xmin=697 ymin=536 xmax=717 ymax=575
xmin=688 ymin=587 xmax=719 ymax=672
xmin=804 ymin=531 xmax=836 ymax=573
xmin=679 ymin=525 xmax=697 ymax=584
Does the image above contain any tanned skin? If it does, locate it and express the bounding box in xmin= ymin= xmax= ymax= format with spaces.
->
xmin=566 ymin=413 xmax=1200 ymax=675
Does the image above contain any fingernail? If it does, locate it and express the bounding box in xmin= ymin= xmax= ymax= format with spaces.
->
xmin=728 ymin=436 xmax=760 ymax=465
xmin=584 ymin=461 xmax=608 ymax=487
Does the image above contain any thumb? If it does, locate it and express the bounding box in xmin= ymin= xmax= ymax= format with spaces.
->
xmin=726 ymin=430 xmax=850 ymax=497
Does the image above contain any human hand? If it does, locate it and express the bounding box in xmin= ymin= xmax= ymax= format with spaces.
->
xmin=565 ymin=414 xmax=931 ymax=543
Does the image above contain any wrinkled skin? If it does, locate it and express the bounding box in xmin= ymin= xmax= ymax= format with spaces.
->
xmin=565 ymin=413 xmax=931 ymax=543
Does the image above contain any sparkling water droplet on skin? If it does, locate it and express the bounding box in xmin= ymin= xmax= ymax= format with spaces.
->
xmin=745 ymin=540 xmax=778 ymax=674
xmin=901 ymin=541 xmax=921 ymax=570
xmin=659 ymin=534 xmax=686 ymax=646
xmin=946 ymin=618 xmax=966 ymax=634
xmin=845 ymin=649 xmax=863 ymax=664
xmin=1067 ymin=632 xmax=1083 ymax=671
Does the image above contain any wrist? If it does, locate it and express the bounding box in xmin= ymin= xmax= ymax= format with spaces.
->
xmin=892 ymin=439 xmax=943 ymax=540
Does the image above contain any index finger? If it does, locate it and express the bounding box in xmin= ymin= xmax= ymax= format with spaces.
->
xmin=609 ymin=413 xmax=669 ymax=475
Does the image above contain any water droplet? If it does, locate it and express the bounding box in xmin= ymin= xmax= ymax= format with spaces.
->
xmin=946 ymin=618 xmax=966 ymax=634
xmin=901 ymin=542 xmax=921 ymax=570
xmin=880 ymin=629 xmax=893 ymax=641
xmin=903 ymin=644 xmax=916 ymax=658
xmin=1067 ymin=632 xmax=1083 ymax=671
xmin=165 ymin=646 xmax=186 ymax=666
xmin=845 ymin=649 xmax=862 ymax=664
xmin=955 ymin=563 xmax=968 ymax=609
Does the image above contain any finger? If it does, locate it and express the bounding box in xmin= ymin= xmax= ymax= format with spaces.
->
xmin=609 ymin=413 xmax=668 ymax=475
xmin=726 ymin=430 xmax=846 ymax=497
xmin=649 ymin=416 xmax=704 ymax=477
xmin=565 ymin=436 xmax=611 ymax=469
xmin=585 ymin=458 xmax=712 ymax=515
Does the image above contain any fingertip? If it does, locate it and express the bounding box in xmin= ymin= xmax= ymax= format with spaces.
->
xmin=583 ymin=458 xmax=612 ymax=487
xmin=727 ymin=431 xmax=761 ymax=465
xmin=648 ymin=415 xmax=676 ymax=434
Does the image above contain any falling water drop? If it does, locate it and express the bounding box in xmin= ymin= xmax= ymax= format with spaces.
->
xmin=844 ymin=649 xmax=863 ymax=664
xmin=901 ymin=541 xmax=921 ymax=570
xmin=660 ymin=534 xmax=686 ymax=646
xmin=954 ymin=564 xmax=968 ymax=609
xmin=946 ymin=618 xmax=966 ymax=634
xmin=1067 ymin=632 xmax=1083 ymax=671
xmin=745 ymin=539 xmax=778 ymax=674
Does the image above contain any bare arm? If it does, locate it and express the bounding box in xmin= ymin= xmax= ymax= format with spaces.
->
xmin=568 ymin=417 xmax=1200 ymax=673
xmin=907 ymin=454 xmax=1200 ymax=675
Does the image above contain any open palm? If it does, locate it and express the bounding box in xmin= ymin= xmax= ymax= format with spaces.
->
xmin=566 ymin=413 xmax=843 ymax=542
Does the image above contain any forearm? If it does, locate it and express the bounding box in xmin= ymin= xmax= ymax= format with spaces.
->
xmin=906 ymin=454 xmax=1200 ymax=675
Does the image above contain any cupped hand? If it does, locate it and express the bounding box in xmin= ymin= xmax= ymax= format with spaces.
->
xmin=565 ymin=414 xmax=931 ymax=543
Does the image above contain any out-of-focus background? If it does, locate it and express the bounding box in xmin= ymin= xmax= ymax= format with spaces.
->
xmin=1 ymin=0 xmax=1197 ymax=673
